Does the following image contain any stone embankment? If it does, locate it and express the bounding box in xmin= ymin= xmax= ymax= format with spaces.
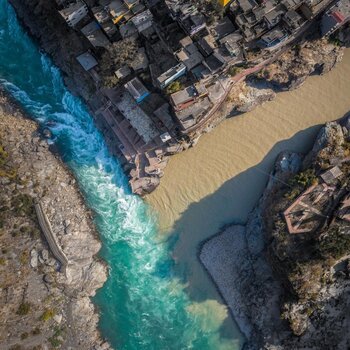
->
xmin=200 ymin=117 xmax=350 ymax=350
xmin=8 ymin=0 xmax=349 ymax=196
xmin=0 ymin=89 xmax=110 ymax=350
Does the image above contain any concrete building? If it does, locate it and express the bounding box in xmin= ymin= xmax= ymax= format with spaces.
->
xmin=58 ymin=0 xmax=88 ymax=27
xmin=124 ymin=77 xmax=150 ymax=103
xmin=81 ymin=21 xmax=110 ymax=48
xmin=76 ymin=52 xmax=98 ymax=71
xmin=170 ymin=83 xmax=207 ymax=110
xmin=156 ymin=63 xmax=187 ymax=89
xmin=259 ymin=26 xmax=288 ymax=48
xmin=321 ymin=0 xmax=350 ymax=36
xmin=92 ymin=6 xmax=118 ymax=39
xmin=131 ymin=9 xmax=153 ymax=33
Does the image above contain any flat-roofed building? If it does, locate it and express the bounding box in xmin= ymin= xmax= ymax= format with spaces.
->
xmin=174 ymin=96 xmax=212 ymax=131
xmin=259 ymin=26 xmax=288 ymax=48
xmin=58 ymin=0 xmax=88 ymax=27
xmin=321 ymin=0 xmax=350 ymax=36
xmin=76 ymin=52 xmax=98 ymax=71
xmin=131 ymin=9 xmax=153 ymax=33
xmin=81 ymin=21 xmax=110 ymax=48
xmin=284 ymin=9 xmax=305 ymax=28
xmin=124 ymin=77 xmax=150 ymax=103
xmin=156 ymin=63 xmax=187 ymax=89
xmin=92 ymin=6 xmax=118 ymax=38
xmin=170 ymin=83 xmax=207 ymax=110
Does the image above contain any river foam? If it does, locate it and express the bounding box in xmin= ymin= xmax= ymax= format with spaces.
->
xmin=0 ymin=2 xmax=243 ymax=349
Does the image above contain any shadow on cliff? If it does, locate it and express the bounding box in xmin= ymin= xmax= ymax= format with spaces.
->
xmin=157 ymin=122 xmax=328 ymax=342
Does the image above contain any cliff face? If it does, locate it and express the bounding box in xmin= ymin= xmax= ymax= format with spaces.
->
xmin=201 ymin=115 xmax=350 ymax=350
xmin=8 ymin=0 xmax=96 ymax=101
xmin=0 ymin=90 xmax=109 ymax=350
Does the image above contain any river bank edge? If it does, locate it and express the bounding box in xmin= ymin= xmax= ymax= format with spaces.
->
xmin=7 ymin=0 xmax=350 ymax=196
xmin=200 ymin=115 xmax=350 ymax=350
xmin=0 ymin=87 xmax=111 ymax=350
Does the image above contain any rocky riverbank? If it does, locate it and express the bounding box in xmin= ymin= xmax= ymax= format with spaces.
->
xmin=0 ymin=89 xmax=110 ymax=350
xmin=7 ymin=0 xmax=349 ymax=195
xmin=200 ymin=116 xmax=350 ymax=349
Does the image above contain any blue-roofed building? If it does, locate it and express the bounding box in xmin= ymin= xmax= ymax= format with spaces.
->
xmin=124 ymin=77 xmax=150 ymax=103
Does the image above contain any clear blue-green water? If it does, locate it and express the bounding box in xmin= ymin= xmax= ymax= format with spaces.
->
xmin=0 ymin=3 xmax=242 ymax=349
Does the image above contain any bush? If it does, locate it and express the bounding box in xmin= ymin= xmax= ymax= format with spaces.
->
xmin=166 ymin=81 xmax=183 ymax=94
xmin=17 ymin=302 xmax=31 ymax=316
xmin=228 ymin=66 xmax=243 ymax=77
xmin=20 ymin=332 xmax=28 ymax=340
xmin=319 ymin=227 xmax=350 ymax=260
xmin=40 ymin=308 xmax=55 ymax=322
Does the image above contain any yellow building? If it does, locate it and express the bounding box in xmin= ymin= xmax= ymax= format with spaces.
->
xmin=218 ymin=0 xmax=232 ymax=6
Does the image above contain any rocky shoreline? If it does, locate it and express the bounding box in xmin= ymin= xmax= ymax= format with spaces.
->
xmin=0 ymin=89 xmax=110 ymax=350
xmin=200 ymin=117 xmax=350 ymax=350
xmin=7 ymin=0 xmax=350 ymax=196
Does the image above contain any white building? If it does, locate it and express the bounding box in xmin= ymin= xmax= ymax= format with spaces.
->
xmin=59 ymin=0 xmax=88 ymax=27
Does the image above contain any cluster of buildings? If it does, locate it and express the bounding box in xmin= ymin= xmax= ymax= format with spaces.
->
xmin=55 ymin=0 xmax=350 ymax=194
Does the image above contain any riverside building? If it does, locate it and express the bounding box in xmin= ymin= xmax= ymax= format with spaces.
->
xmin=54 ymin=0 xmax=350 ymax=194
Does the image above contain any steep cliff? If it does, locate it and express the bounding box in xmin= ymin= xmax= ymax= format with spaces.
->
xmin=201 ymin=114 xmax=350 ymax=350
xmin=0 ymin=90 xmax=109 ymax=350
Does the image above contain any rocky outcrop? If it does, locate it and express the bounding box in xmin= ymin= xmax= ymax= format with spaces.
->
xmin=256 ymin=38 xmax=344 ymax=91
xmin=201 ymin=117 xmax=350 ymax=350
xmin=0 ymin=90 xmax=109 ymax=349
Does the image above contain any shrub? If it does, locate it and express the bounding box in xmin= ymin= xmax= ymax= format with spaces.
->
xmin=32 ymin=327 xmax=41 ymax=335
xmin=166 ymin=81 xmax=183 ymax=94
xmin=20 ymin=332 xmax=28 ymax=340
xmin=40 ymin=308 xmax=55 ymax=322
xmin=319 ymin=227 xmax=350 ymax=260
xmin=17 ymin=302 xmax=31 ymax=316
xmin=228 ymin=66 xmax=243 ymax=76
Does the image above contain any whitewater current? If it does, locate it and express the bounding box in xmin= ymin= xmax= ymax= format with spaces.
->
xmin=0 ymin=2 xmax=242 ymax=350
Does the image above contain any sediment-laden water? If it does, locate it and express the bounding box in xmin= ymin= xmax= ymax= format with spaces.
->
xmin=148 ymin=49 xmax=350 ymax=304
xmin=0 ymin=2 xmax=243 ymax=350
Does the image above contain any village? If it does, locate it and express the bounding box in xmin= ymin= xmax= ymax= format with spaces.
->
xmin=56 ymin=0 xmax=350 ymax=195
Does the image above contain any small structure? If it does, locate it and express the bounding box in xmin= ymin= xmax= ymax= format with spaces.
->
xmin=81 ymin=21 xmax=110 ymax=48
xmin=131 ymin=9 xmax=153 ymax=33
xmin=284 ymin=9 xmax=305 ymax=28
xmin=259 ymin=26 xmax=288 ymax=48
xmin=321 ymin=0 xmax=350 ymax=36
xmin=153 ymin=103 xmax=174 ymax=130
xmin=174 ymin=97 xmax=212 ymax=130
xmin=115 ymin=65 xmax=132 ymax=80
xmin=170 ymin=83 xmax=207 ymax=111
xmin=283 ymin=182 xmax=336 ymax=234
xmin=124 ymin=77 xmax=150 ymax=103
xmin=175 ymin=44 xmax=204 ymax=70
xmin=337 ymin=193 xmax=350 ymax=222
xmin=58 ymin=0 xmax=88 ymax=27
xmin=160 ymin=132 xmax=172 ymax=143
xmin=320 ymin=166 xmax=343 ymax=185
xmin=129 ymin=47 xmax=149 ymax=72
xmin=210 ymin=16 xmax=236 ymax=40
xmin=76 ymin=52 xmax=98 ymax=71
xmin=92 ymin=6 xmax=118 ymax=39
xmin=156 ymin=63 xmax=187 ymax=89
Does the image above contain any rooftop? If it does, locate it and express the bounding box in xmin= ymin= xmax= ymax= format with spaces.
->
xmin=76 ymin=52 xmax=98 ymax=71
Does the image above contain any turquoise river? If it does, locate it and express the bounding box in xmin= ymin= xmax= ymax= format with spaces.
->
xmin=0 ymin=2 xmax=243 ymax=350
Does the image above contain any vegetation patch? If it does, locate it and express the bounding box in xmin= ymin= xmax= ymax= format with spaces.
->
xmin=17 ymin=302 xmax=31 ymax=316
xmin=40 ymin=308 xmax=55 ymax=322
xmin=319 ymin=226 xmax=350 ymax=260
